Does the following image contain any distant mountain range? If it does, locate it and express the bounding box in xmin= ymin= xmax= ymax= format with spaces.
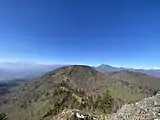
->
xmin=1 ymin=62 xmax=160 ymax=81
xmin=95 ymin=64 xmax=160 ymax=77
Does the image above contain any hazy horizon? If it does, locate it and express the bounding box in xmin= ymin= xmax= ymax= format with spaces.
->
xmin=0 ymin=61 xmax=160 ymax=70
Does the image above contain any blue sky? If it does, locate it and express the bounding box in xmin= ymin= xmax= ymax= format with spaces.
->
xmin=0 ymin=0 xmax=160 ymax=68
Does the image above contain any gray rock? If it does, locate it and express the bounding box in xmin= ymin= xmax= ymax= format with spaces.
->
xmin=109 ymin=93 xmax=160 ymax=120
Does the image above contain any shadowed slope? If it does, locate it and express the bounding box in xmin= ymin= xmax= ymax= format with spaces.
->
xmin=108 ymin=70 xmax=160 ymax=90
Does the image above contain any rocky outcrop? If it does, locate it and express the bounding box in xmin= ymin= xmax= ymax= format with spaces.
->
xmin=109 ymin=92 xmax=160 ymax=120
xmin=52 ymin=93 xmax=160 ymax=120
xmin=52 ymin=109 xmax=96 ymax=120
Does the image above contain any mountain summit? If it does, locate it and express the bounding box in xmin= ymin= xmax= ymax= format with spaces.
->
xmin=0 ymin=65 xmax=114 ymax=120
xmin=39 ymin=65 xmax=109 ymax=94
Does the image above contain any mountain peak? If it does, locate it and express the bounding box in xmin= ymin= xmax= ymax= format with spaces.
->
xmin=96 ymin=64 xmax=121 ymax=72
xmin=51 ymin=65 xmax=99 ymax=77
xmin=99 ymin=64 xmax=113 ymax=67
xmin=68 ymin=65 xmax=94 ymax=70
xmin=40 ymin=65 xmax=108 ymax=95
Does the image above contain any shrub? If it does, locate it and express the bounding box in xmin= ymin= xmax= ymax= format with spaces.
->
xmin=95 ymin=90 xmax=114 ymax=113
xmin=0 ymin=113 xmax=8 ymax=120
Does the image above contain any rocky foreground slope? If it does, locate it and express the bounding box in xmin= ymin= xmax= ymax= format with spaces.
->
xmin=109 ymin=92 xmax=160 ymax=120
xmin=52 ymin=92 xmax=160 ymax=120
